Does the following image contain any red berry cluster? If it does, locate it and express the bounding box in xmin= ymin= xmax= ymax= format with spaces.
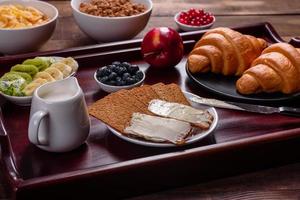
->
xmin=178 ymin=8 xmax=214 ymax=26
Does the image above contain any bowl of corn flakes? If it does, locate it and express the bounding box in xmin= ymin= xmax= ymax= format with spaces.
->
xmin=0 ymin=0 xmax=58 ymax=55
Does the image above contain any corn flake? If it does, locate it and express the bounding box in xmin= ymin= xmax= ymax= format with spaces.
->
xmin=0 ymin=4 xmax=48 ymax=29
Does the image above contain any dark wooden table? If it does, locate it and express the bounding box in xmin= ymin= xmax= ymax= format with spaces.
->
xmin=1 ymin=0 xmax=300 ymax=199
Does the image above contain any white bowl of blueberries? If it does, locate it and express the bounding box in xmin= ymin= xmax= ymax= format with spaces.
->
xmin=94 ymin=61 xmax=145 ymax=93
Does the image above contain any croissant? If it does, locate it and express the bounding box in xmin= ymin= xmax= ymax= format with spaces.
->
xmin=188 ymin=27 xmax=267 ymax=76
xmin=236 ymin=43 xmax=300 ymax=94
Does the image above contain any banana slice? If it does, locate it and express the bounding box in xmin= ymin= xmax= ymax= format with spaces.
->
xmin=44 ymin=67 xmax=63 ymax=80
xmin=22 ymin=78 xmax=48 ymax=96
xmin=50 ymin=62 xmax=72 ymax=78
xmin=34 ymin=72 xmax=55 ymax=82
xmin=60 ymin=57 xmax=78 ymax=72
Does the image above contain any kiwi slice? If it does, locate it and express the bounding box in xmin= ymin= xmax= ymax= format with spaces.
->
xmin=23 ymin=57 xmax=51 ymax=71
xmin=0 ymin=73 xmax=27 ymax=96
xmin=3 ymin=72 xmax=32 ymax=83
xmin=11 ymin=64 xmax=39 ymax=77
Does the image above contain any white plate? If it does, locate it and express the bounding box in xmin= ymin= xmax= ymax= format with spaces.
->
xmin=106 ymin=91 xmax=218 ymax=147
xmin=0 ymin=57 xmax=78 ymax=106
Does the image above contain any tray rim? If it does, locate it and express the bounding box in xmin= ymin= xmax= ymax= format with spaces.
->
xmin=1 ymin=21 xmax=300 ymax=196
xmin=1 ymin=21 xmax=298 ymax=63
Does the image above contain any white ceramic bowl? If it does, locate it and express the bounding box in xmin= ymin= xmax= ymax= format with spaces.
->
xmin=0 ymin=93 xmax=32 ymax=106
xmin=94 ymin=71 xmax=145 ymax=93
xmin=174 ymin=12 xmax=215 ymax=32
xmin=71 ymin=0 xmax=152 ymax=42
xmin=0 ymin=0 xmax=58 ymax=55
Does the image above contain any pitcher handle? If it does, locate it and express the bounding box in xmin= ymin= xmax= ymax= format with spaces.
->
xmin=28 ymin=111 xmax=48 ymax=146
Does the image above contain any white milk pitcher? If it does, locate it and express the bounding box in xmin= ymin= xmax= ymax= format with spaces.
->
xmin=28 ymin=77 xmax=90 ymax=152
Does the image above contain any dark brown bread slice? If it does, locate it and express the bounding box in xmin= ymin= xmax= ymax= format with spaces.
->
xmin=88 ymin=92 xmax=144 ymax=133
xmin=151 ymin=82 xmax=165 ymax=91
xmin=151 ymin=83 xmax=190 ymax=105
xmin=115 ymin=89 xmax=153 ymax=115
xmin=128 ymin=85 xmax=160 ymax=107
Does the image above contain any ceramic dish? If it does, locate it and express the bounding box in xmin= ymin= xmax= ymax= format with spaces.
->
xmin=185 ymin=62 xmax=300 ymax=103
xmin=71 ymin=0 xmax=152 ymax=42
xmin=94 ymin=70 xmax=145 ymax=93
xmin=174 ymin=12 xmax=215 ymax=32
xmin=0 ymin=0 xmax=58 ymax=55
xmin=0 ymin=57 xmax=78 ymax=106
xmin=107 ymin=91 xmax=218 ymax=147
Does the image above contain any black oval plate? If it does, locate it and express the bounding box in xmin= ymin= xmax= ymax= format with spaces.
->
xmin=185 ymin=63 xmax=300 ymax=103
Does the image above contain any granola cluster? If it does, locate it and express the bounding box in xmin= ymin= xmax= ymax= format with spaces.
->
xmin=79 ymin=0 xmax=146 ymax=17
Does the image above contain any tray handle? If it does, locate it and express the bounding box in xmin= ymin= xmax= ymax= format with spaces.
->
xmin=0 ymin=109 xmax=21 ymax=186
xmin=289 ymin=37 xmax=300 ymax=48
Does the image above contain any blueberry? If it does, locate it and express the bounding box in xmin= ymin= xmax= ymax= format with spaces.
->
xmin=122 ymin=72 xmax=131 ymax=80
xmin=121 ymin=62 xmax=131 ymax=69
xmin=116 ymin=66 xmax=127 ymax=76
xmin=120 ymin=80 xmax=126 ymax=85
xmin=125 ymin=77 xmax=136 ymax=85
xmin=132 ymin=75 xmax=141 ymax=83
xmin=108 ymin=80 xmax=116 ymax=86
xmin=135 ymin=70 xmax=144 ymax=80
xmin=112 ymin=61 xmax=121 ymax=66
xmin=109 ymin=65 xmax=118 ymax=72
xmin=108 ymin=72 xmax=118 ymax=80
xmin=128 ymin=65 xmax=139 ymax=74
xmin=97 ymin=66 xmax=111 ymax=77
xmin=115 ymin=76 xmax=123 ymax=86
xmin=99 ymin=76 xmax=109 ymax=83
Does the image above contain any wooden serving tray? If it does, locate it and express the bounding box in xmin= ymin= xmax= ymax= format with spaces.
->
xmin=1 ymin=22 xmax=300 ymax=200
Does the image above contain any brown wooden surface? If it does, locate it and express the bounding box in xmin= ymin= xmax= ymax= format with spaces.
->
xmin=1 ymin=0 xmax=300 ymax=199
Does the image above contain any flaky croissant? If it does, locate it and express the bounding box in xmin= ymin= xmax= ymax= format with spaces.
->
xmin=188 ymin=27 xmax=267 ymax=76
xmin=236 ymin=43 xmax=300 ymax=94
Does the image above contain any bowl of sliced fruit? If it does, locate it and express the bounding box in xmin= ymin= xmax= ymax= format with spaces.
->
xmin=174 ymin=8 xmax=215 ymax=32
xmin=0 ymin=56 xmax=78 ymax=106
xmin=94 ymin=61 xmax=145 ymax=93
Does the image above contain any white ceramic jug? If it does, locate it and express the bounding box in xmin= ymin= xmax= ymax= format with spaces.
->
xmin=28 ymin=77 xmax=90 ymax=152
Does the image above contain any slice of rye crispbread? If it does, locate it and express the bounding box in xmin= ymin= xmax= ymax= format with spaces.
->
xmin=114 ymin=89 xmax=153 ymax=115
xmin=151 ymin=83 xmax=191 ymax=105
xmin=128 ymin=85 xmax=160 ymax=107
xmin=88 ymin=92 xmax=145 ymax=133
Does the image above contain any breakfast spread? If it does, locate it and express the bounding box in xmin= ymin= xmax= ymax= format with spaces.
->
xmin=79 ymin=0 xmax=146 ymax=17
xmin=89 ymin=83 xmax=213 ymax=145
xmin=0 ymin=57 xmax=78 ymax=96
xmin=178 ymin=8 xmax=214 ymax=26
xmin=96 ymin=61 xmax=144 ymax=86
xmin=124 ymin=113 xmax=192 ymax=144
xmin=187 ymin=27 xmax=267 ymax=76
xmin=0 ymin=4 xmax=48 ymax=29
xmin=148 ymin=99 xmax=212 ymax=129
xmin=236 ymin=43 xmax=300 ymax=94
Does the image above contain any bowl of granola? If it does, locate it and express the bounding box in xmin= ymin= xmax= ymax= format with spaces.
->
xmin=71 ymin=0 xmax=152 ymax=42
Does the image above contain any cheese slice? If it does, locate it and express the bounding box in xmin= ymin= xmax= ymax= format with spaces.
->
xmin=148 ymin=99 xmax=213 ymax=129
xmin=124 ymin=113 xmax=191 ymax=145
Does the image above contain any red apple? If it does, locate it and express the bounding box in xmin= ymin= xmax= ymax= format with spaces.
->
xmin=141 ymin=27 xmax=184 ymax=68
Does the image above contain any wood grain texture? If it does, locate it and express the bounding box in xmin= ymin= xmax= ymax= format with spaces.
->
xmin=39 ymin=15 xmax=300 ymax=52
xmin=1 ymin=0 xmax=300 ymax=200
xmin=126 ymin=163 xmax=300 ymax=200
xmin=34 ymin=0 xmax=300 ymax=52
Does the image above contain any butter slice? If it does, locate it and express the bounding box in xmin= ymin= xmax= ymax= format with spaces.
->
xmin=124 ymin=113 xmax=191 ymax=145
xmin=148 ymin=99 xmax=213 ymax=129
